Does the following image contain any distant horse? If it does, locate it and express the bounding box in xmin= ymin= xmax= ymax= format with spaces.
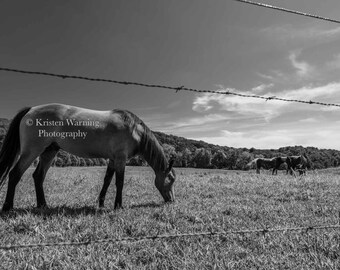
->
xmin=0 ymin=103 xmax=176 ymax=211
xmin=247 ymin=157 xmax=286 ymax=175
xmin=286 ymin=154 xmax=312 ymax=177
xmin=295 ymin=164 xmax=306 ymax=176
xmin=272 ymin=157 xmax=287 ymax=175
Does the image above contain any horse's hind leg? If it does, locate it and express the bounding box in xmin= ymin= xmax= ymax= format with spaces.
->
xmin=2 ymin=150 xmax=41 ymax=211
xmin=32 ymin=144 xmax=59 ymax=208
xmin=98 ymin=160 xmax=115 ymax=208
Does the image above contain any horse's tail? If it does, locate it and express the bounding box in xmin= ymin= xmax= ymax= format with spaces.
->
xmin=0 ymin=107 xmax=31 ymax=187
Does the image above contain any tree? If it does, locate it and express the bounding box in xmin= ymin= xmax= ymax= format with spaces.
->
xmin=70 ymin=155 xmax=80 ymax=166
xmin=174 ymin=152 xmax=183 ymax=167
xmin=181 ymin=148 xmax=192 ymax=167
xmin=128 ymin=155 xmax=147 ymax=166
xmin=99 ymin=158 xmax=108 ymax=166
xmin=235 ymin=151 xmax=252 ymax=170
xmin=192 ymin=148 xmax=212 ymax=168
xmin=162 ymin=144 xmax=177 ymax=161
xmin=57 ymin=151 xmax=71 ymax=166
xmin=85 ymin=159 xmax=94 ymax=166
xmin=211 ymin=150 xmax=228 ymax=169
xmin=55 ymin=157 xmax=64 ymax=167
xmin=79 ymin=158 xmax=87 ymax=167
xmin=224 ymin=149 xmax=238 ymax=170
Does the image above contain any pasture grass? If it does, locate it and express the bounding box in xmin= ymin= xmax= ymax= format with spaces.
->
xmin=0 ymin=166 xmax=340 ymax=269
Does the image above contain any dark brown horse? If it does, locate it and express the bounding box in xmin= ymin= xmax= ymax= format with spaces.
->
xmin=295 ymin=164 xmax=306 ymax=176
xmin=0 ymin=103 xmax=176 ymax=211
xmin=247 ymin=157 xmax=286 ymax=175
xmin=271 ymin=157 xmax=287 ymax=175
xmin=286 ymin=154 xmax=312 ymax=177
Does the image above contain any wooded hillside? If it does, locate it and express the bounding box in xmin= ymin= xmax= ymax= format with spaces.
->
xmin=0 ymin=118 xmax=339 ymax=170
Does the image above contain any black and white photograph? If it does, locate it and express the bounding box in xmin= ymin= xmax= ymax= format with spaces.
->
xmin=1 ymin=0 xmax=340 ymax=269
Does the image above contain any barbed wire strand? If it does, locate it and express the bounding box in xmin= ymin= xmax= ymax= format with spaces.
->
xmin=1 ymin=224 xmax=340 ymax=250
xmin=1 ymin=67 xmax=340 ymax=108
xmin=234 ymin=0 xmax=340 ymax=24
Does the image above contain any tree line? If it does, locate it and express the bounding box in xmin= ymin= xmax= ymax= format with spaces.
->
xmin=1 ymin=118 xmax=340 ymax=170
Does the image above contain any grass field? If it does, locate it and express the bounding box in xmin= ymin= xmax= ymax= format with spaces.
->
xmin=0 ymin=166 xmax=340 ymax=269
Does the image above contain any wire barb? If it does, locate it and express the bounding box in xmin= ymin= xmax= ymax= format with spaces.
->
xmin=266 ymin=96 xmax=276 ymax=101
xmin=175 ymin=85 xmax=184 ymax=93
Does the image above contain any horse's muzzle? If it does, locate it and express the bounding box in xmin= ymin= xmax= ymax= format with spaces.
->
xmin=163 ymin=189 xmax=175 ymax=203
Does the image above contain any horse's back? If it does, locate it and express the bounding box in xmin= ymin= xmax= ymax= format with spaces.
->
xmin=19 ymin=103 xmax=142 ymax=159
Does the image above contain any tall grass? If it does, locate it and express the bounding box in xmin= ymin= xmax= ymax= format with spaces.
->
xmin=0 ymin=167 xmax=339 ymax=269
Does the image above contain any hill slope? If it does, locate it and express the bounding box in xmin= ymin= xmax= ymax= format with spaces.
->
xmin=0 ymin=118 xmax=339 ymax=169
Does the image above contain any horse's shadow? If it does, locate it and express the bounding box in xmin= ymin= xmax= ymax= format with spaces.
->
xmin=0 ymin=202 xmax=164 ymax=219
xmin=0 ymin=205 xmax=104 ymax=219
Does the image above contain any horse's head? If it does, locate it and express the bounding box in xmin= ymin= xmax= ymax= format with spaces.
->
xmin=155 ymin=159 xmax=176 ymax=203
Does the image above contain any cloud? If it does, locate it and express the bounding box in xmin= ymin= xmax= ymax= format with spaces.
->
xmin=191 ymin=82 xmax=340 ymax=127
xmin=299 ymin=118 xmax=318 ymax=123
xmin=150 ymin=113 xmax=231 ymax=135
xmin=259 ymin=51 xmax=340 ymax=86
xmin=279 ymin=82 xmax=340 ymax=103
xmin=146 ymin=82 xmax=340 ymax=150
xmin=192 ymin=88 xmax=282 ymax=121
xmin=170 ymin=114 xmax=227 ymax=129
xmin=288 ymin=51 xmax=314 ymax=78
xmin=252 ymin=83 xmax=274 ymax=93
xmin=257 ymin=73 xmax=275 ymax=81
xmin=191 ymin=124 xmax=340 ymax=150
xmin=257 ymin=70 xmax=291 ymax=85
xmin=191 ymin=129 xmax=295 ymax=149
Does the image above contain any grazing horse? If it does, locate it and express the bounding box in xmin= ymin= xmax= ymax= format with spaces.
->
xmin=286 ymin=154 xmax=312 ymax=177
xmin=272 ymin=157 xmax=287 ymax=175
xmin=295 ymin=164 xmax=306 ymax=176
xmin=247 ymin=157 xmax=286 ymax=175
xmin=0 ymin=103 xmax=176 ymax=211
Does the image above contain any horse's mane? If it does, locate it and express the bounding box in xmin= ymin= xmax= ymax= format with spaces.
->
xmin=113 ymin=109 xmax=168 ymax=172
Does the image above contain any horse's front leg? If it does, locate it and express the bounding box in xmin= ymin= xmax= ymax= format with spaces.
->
xmin=98 ymin=160 xmax=115 ymax=208
xmin=114 ymin=159 xmax=126 ymax=209
xmin=114 ymin=170 xmax=125 ymax=209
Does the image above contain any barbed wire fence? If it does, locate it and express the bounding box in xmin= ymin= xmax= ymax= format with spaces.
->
xmin=1 ymin=0 xmax=340 ymax=252
xmin=1 ymin=224 xmax=340 ymax=251
xmin=1 ymin=67 xmax=340 ymax=108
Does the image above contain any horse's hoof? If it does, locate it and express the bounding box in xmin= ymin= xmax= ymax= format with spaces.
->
xmin=2 ymin=205 xmax=12 ymax=212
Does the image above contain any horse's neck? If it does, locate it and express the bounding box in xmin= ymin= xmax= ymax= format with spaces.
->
xmin=140 ymin=133 xmax=167 ymax=174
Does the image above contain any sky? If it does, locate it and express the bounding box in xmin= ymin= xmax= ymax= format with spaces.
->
xmin=1 ymin=0 xmax=340 ymax=150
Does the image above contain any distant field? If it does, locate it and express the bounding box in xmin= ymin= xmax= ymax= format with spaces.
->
xmin=0 ymin=166 xmax=340 ymax=269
